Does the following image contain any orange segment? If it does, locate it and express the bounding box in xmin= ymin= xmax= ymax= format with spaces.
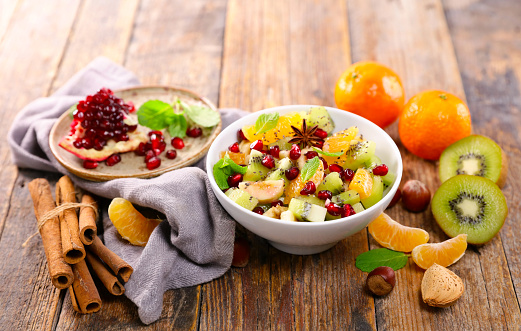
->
xmin=368 ymin=213 xmax=430 ymax=252
xmin=412 ymin=234 xmax=467 ymax=269
xmin=108 ymin=198 xmax=161 ymax=247
xmin=322 ymin=127 xmax=359 ymax=165
xmin=348 ymin=168 xmax=373 ymax=199
xmin=242 ymin=112 xmax=302 ymax=145
xmin=284 ymin=162 xmax=324 ymax=204
xmin=220 ymin=151 xmax=246 ymax=165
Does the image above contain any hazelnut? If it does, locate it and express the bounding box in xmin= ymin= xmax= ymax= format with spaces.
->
xmin=366 ymin=266 xmax=396 ymax=296
xmin=386 ymin=188 xmax=402 ymax=209
xmin=232 ymin=237 xmax=250 ymax=267
xmin=402 ymin=180 xmax=431 ymax=212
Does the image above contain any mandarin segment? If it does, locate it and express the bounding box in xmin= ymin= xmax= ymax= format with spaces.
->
xmin=348 ymin=168 xmax=373 ymax=199
xmin=284 ymin=162 xmax=324 ymax=204
xmin=322 ymin=127 xmax=359 ymax=165
xmin=220 ymin=151 xmax=246 ymax=165
xmin=412 ymin=234 xmax=468 ymax=269
xmin=242 ymin=112 xmax=302 ymax=145
xmin=368 ymin=213 xmax=430 ymax=252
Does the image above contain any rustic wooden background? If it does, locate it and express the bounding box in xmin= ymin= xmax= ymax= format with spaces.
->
xmin=0 ymin=0 xmax=520 ymax=330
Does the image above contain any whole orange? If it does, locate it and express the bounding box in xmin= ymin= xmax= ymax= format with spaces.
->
xmin=399 ymin=90 xmax=471 ymax=160
xmin=334 ymin=61 xmax=405 ymax=128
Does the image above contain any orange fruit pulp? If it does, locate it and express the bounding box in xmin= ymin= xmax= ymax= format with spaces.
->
xmin=334 ymin=61 xmax=405 ymax=129
xmin=242 ymin=112 xmax=302 ymax=145
xmin=284 ymin=161 xmax=325 ymax=204
xmin=399 ymin=90 xmax=472 ymax=160
xmin=321 ymin=127 xmax=359 ymax=166
xmin=412 ymin=234 xmax=468 ymax=269
xmin=348 ymin=168 xmax=373 ymax=199
xmin=368 ymin=213 xmax=430 ymax=252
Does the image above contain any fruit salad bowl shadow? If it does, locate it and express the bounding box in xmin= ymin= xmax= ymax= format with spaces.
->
xmin=206 ymin=105 xmax=403 ymax=255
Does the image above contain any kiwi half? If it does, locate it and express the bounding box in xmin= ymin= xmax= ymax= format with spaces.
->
xmin=439 ymin=135 xmax=508 ymax=188
xmin=431 ymin=175 xmax=508 ymax=244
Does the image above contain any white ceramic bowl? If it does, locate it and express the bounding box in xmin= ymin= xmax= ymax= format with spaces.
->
xmin=206 ymin=105 xmax=403 ymax=255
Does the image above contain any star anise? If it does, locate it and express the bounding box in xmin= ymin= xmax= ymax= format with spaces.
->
xmin=289 ymin=119 xmax=322 ymax=148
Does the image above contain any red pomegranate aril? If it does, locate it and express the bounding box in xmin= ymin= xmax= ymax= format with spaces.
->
xmin=94 ymin=139 xmax=106 ymax=151
xmin=81 ymin=138 xmax=93 ymax=150
xmin=320 ymin=157 xmax=328 ymax=169
xmin=83 ymin=160 xmax=98 ymax=169
xmin=127 ymin=124 xmax=137 ymax=132
xmin=285 ymin=167 xmax=300 ymax=180
xmin=329 ymin=164 xmax=343 ymax=173
xmin=300 ymin=181 xmax=316 ymax=195
xmin=341 ymin=204 xmax=356 ymax=217
xmin=117 ymin=134 xmax=129 ymax=142
xmin=343 ymin=168 xmax=355 ymax=181
xmin=171 ymin=137 xmax=185 ymax=149
xmin=153 ymin=148 xmax=162 ymax=156
xmin=136 ymin=142 xmax=147 ymax=156
xmin=106 ymin=154 xmax=121 ymax=167
xmin=373 ymin=164 xmax=389 ymax=176
xmin=269 ymin=145 xmax=280 ymax=158
xmin=186 ymin=127 xmax=203 ymax=138
xmin=145 ymin=150 xmax=156 ymax=162
xmin=85 ymin=128 xmax=97 ymax=138
xmin=146 ymin=157 xmax=161 ymax=170
xmin=314 ymin=128 xmax=328 ymax=139
xmin=227 ymin=173 xmax=243 ymax=188
xmin=229 ymin=142 xmax=240 ymax=153
xmin=261 ymin=155 xmax=275 ymax=169
xmin=166 ymin=150 xmax=177 ymax=159
xmin=289 ymin=144 xmax=301 ymax=160
xmin=252 ymin=207 xmax=264 ymax=215
xmin=148 ymin=130 xmax=163 ymax=137
xmin=271 ymin=200 xmax=283 ymax=207
xmin=317 ymin=190 xmax=332 ymax=200
xmin=73 ymin=139 xmax=82 ymax=149
xmin=158 ymin=141 xmax=166 ymax=152
xmin=314 ymin=140 xmax=325 ymax=149
xmin=152 ymin=138 xmax=161 ymax=149
xmin=237 ymin=129 xmax=247 ymax=142
xmin=145 ymin=142 xmax=152 ymax=151
xmin=305 ymin=151 xmax=319 ymax=159
xmin=326 ymin=202 xmax=342 ymax=216
xmin=73 ymin=109 xmax=84 ymax=121
xmin=250 ymin=140 xmax=264 ymax=152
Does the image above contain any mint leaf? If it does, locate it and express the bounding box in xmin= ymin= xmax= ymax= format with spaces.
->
xmin=168 ymin=113 xmax=188 ymax=138
xmin=301 ymin=156 xmax=320 ymax=181
xmin=221 ymin=153 xmax=247 ymax=174
xmin=255 ymin=112 xmax=279 ymax=134
xmin=213 ymin=159 xmax=229 ymax=190
xmin=138 ymin=100 xmax=175 ymax=130
xmin=312 ymin=147 xmax=343 ymax=157
xmin=181 ymin=101 xmax=220 ymax=128
xmin=355 ymin=248 xmax=408 ymax=272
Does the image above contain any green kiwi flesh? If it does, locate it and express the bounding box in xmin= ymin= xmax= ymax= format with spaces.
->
xmin=439 ymin=135 xmax=507 ymax=187
xmin=431 ymin=175 xmax=508 ymax=244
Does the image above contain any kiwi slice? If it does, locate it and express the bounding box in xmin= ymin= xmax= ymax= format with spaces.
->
xmin=431 ymin=175 xmax=508 ymax=244
xmin=439 ymin=135 xmax=508 ymax=188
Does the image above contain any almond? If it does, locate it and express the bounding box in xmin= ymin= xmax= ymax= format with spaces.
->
xmin=421 ymin=263 xmax=464 ymax=307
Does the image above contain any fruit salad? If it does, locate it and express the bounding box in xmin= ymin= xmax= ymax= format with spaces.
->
xmin=213 ymin=107 xmax=396 ymax=222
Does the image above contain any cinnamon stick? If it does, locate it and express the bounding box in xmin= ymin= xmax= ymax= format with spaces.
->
xmin=85 ymin=251 xmax=125 ymax=296
xmin=56 ymin=176 xmax=85 ymax=264
xmin=88 ymin=236 xmax=133 ymax=282
xmin=28 ymin=179 xmax=74 ymax=289
xmin=79 ymin=193 xmax=97 ymax=245
xmin=69 ymin=259 xmax=101 ymax=314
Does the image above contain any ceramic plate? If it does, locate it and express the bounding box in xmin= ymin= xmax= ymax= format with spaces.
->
xmin=49 ymin=86 xmax=221 ymax=181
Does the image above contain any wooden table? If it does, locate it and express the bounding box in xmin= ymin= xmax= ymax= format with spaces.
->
xmin=1 ymin=0 xmax=520 ymax=329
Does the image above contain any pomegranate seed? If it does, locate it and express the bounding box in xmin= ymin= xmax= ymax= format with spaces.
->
xmin=320 ymin=157 xmax=328 ymax=169
xmin=145 ymin=150 xmax=156 ymax=162
xmin=326 ymin=202 xmax=342 ymax=216
xmin=172 ymin=137 xmax=185 ymax=149
xmin=83 ymin=160 xmax=98 ymax=169
xmin=117 ymin=134 xmax=129 ymax=142
xmin=317 ymin=190 xmax=332 ymax=200
xmin=94 ymin=139 xmax=106 ymax=151
xmin=73 ymin=139 xmax=82 ymax=149
xmin=237 ymin=129 xmax=247 ymax=142
xmin=229 ymin=142 xmax=240 ymax=153
xmin=343 ymin=168 xmax=355 ymax=181
xmin=73 ymin=109 xmax=84 ymax=121
xmin=285 ymin=167 xmax=300 ymax=180
xmin=329 ymin=164 xmax=343 ymax=173
xmin=300 ymin=181 xmax=316 ymax=195
xmin=81 ymin=138 xmax=93 ymax=149
xmin=166 ymin=150 xmax=177 ymax=159
xmin=152 ymin=138 xmax=161 ymax=149
xmin=105 ymin=154 xmax=121 ymax=166
xmin=341 ymin=204 xmax=356 ymax=217
xmin=158 ymin=141 xmax=166 ymax=152
xmin=227 ymin=173 xmax=243 ymax=188
xmin=269 ymin=145 xmax=280 ymax=158
xmin=153 ymin=148 xmax=162 ymax=156
xmin=289 ymin=144 xmax=301 ymax=160
xmin=314 ymin=140 xmax=325 ymax=149
xmin=314 ymin=128 xmax=328 ymax=139
xmin=250 ymin=140 xmax=264 ymax=152
xmin=373 ymin=164 xmax=389 ymax=176
xmin=186 ymin=127 xmax=203 ymax=138
xmin=305 ymin=151 xmax=319 ymax=159
xmin=261 ymin=155 xmax=275 ymax=169
xmin=146 ymin=156 xmax=161 ymax=170
xmin=148 ymin=130 xmax=163 ymax=137
xmin=136 ymin=142 xmax=147 ymax=156
xmin=252 ymin=207 xmax=264 ymax=215
xmin=145 ymin=142 xmax=152 ymax=151
xmin=271 ymin=200 xmax=283 ymax=207
xmin=127 ymin=124 xmax=137 ymax=132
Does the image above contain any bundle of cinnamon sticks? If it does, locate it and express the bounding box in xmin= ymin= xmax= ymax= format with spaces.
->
xmin=28 ymin=176 xmax=133 ymax=314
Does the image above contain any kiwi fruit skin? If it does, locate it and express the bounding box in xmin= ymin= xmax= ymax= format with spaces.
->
xmin=432 ymin=175 xmax=508 ymax=245
xmin=439 ymin=135 xmax=508 ymax=188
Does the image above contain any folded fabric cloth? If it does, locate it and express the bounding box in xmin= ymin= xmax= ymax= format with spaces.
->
xmin=8 ymin=57 xmax=245 ymax=324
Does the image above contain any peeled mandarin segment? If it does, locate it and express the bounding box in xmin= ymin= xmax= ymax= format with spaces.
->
xmin=412 ymin=234 xmax=468 ymax=269
xmin=108 ymin=198 xmax=161 ymax=247
xmin=242 ymin=112 xmax=302 ymax=145
xmin=284 ymin=163 xmax=324 ymax=204
xmin=348 ymin=168 xmax=373 ymax=199
xmin=220 ymin=151 xmax=246 ymax=165
xmin=322 ymin=127 xmax=359 ymax=165
xmin=368 ymin=213 xmax=430 ymax=252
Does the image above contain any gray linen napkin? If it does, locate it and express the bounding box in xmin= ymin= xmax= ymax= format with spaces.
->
xmin=8 ymin=57 xmax=245 ymax=324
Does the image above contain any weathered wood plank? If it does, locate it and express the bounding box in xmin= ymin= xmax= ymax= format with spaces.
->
xmin=348 ymin=0 xmax=521 ymax=329
xmin=202 ymin=0 xmax=375 ymax=329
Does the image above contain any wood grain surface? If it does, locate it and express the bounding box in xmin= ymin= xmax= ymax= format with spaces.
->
xmin=0 ymin=0 xmax=520 ymax=330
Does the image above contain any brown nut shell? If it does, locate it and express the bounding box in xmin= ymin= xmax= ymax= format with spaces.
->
xmin=402 ymin=180 xmax=430 ymax=212
xmin=421 ymin=263 xmax=464 ymax=307
xmin=366 ymin=266 xmax=396 ymax=296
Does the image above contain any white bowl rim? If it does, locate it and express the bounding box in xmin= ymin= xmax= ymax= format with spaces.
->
xmin=206 ymin=104 xmax=403 ymax=228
